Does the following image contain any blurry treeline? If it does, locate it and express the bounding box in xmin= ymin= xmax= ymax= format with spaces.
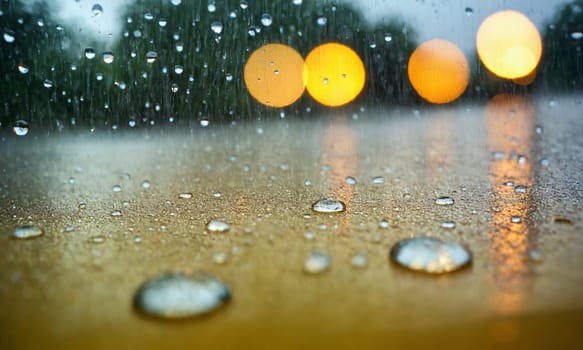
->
xmin=0 ymin=0 xmax=581 ymax=131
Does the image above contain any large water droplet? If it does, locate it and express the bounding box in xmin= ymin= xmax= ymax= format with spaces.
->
xmin=133 ymin=272 xmax=231 ymax=318
xmin=206 ymin=219 xmax=230 ymax=233
xmin=3 ymin=30 xmax=15 ymax=43
xmin=103 ymin=51 xmax=114 ymax=64
xmin=13 ymin=120 xmax=30 ymax=136
xmin=261 ymin=13 xmax=273 ymax=27
xmin=91 ymin=4 xmax=103 ymax=17
xmin=311 ymin=198 xmax=346 ymax=213
xmin=12 ymin=224 xmax=44 ymax=239
xmin=84 ymin=48 xmax=96 ymax=59
xmin=304 ymin=251 xmax=331 ymax=274
xmin=435 ymin=196 xmax=454 ymax=205
xmin=210 ymin=21 xmax=223 ymax=34
xmin=390 ymin=237 xmax=471 ymax=274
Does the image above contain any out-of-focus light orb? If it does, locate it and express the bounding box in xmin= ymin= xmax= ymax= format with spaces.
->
xmin=244 ymin=43 xmax=305 ymax=108
xmin=407 ymin=39 xmax=469 ymax=104
xmin=476 ymin=10 xmax=542 ymax=79
xmin=304 ymin=42 xmax=365 ymax=107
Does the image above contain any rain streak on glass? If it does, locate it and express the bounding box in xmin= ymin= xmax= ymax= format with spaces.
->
xmin=390 ymin=237 xmax=472 ymax=274
xmin=311 ymin=198 xmax=346 ymax=213
xmin=12 ymin=224 xmax=44 ymax=239
xmin=133 ymin=272 xmax=231 ymax=318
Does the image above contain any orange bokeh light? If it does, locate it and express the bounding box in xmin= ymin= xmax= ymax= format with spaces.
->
xmin=304 ymin=42 xmax=366 ymax=107
xmin=244 ymin=43 xmax=305 ymax=108
xmin=476 ymin=10 xmax=542 ymax=79
xmin=407 ymin=39 xmax=469 ymax=104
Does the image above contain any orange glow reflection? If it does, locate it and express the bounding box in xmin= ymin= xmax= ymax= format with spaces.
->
xmin=485 ymin=94 xmax=534 ymax=315
xmin=477 ymin=10 xmax=542 ymax=79
xmin=408 ymin=39 xmax=469 ymax=104
xmin=244 ymin=43 xmax=305 ymax=107
xmin=304 ymin=43 xmax=366 ymax=107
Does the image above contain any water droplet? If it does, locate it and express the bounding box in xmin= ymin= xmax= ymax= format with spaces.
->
xmin=17 ymin=64 xmax=29 ymax=74
xmin=174 ymin=65 xmax=184 ymax=74
xmin=146 ymin=51 xmax=158 ymax=63
xmin=178 ymin=192 xmax=193 ymax=199
xmin=372 ymin=176 xmax=385 ymax=184
xmin=213 ymin=252 xmax=228 ymax=265
xmin=141 ymin=180 xmax=151 ymax=189
xmin=91 ymin=4 xmax=103 ymax=17
xmin=133 ymin=272 xmax=230 ymax=318
xmin=540 ymin=159 xmax=550 ymax=167
xmin=112 ymin=185 xmax=122 ymax=193
xmin=87 ymin=235 xmax=106 ymax=243
xmin=511 ymin=216 xmax=522 ymax=224
xmin=441 ymin=221 xmax=456 ymax=229
xmin=213 ymin=191 xmax=221 ymax=198
xmin=304 ymin=232 xmax=315 ymax=240
xmin=171 ymin=0 xmax=182 ymax=6
xmin=225 ymin=73 xmax=233 ymax=82
xmin=311 ymin=198 xmax=346 ymax=213
xmin=144 ymin=12 xmax=154 ymax=20
xmin=200 ymin=119 xmax=210 ymax=127
xmin=292 ymin=0 xmax=303 ymax=5
xmin=528 ymin=249 xmax=543 ymax=262
xmin=84 ymin=48 xmax=96 ymax=59
xmin=435 ymin=196 xmax=454 ymax=206
xmin=384 ymin=33 xmax=393 ymax=42
xmin=3 ymin=30 xmax=15 ymax=43
xmin=207 ymin=2 xmax=217 ymax=12
xmin=322 ymin=77 xmax=329 ymax=85
xmin=103 ymin=51 xmax=114 ymax=64
xmin=316 ymin=16 xmax=328 ymax=26
xmin=13 ymin=120 xmax=30 ymax=136
xmin=206 ymin=219 xmax=230 ymax=233
xmin=351 ymin=253 xmax=368 ymax=268
xmin=378 ymin=219 xmax=390 ymax=229
xmin=345 ymin=176 xmax=357 ymax=185
xmin=390 ymin=237 xmax=472 ymax=274
xmin=571 ymin=32 xmax=583 ymax=40
xmin=12 ymin=224 xmax=44 ymax=239
xmin=78 ymin=203 xmax=87 ymax=211
xmin=158 ymin=18 xmax=167 ymax=27
xmin=43 ymin=79 xmax=53 ymax=88
xmin=304 ymin=251 xmax=331 ymax=274
xmin=111 ymin=210 xmax=123 ymax=217
xmin=514 ymin=185 xmax=527 ymax=193
xmin=261 ymin=13 xmax=273 ymax=27
xmin=464 ymin=7 xmax=473 ymax=16
xmin=133 ymin=236 xmax=142 ymax=243
xmin=211 ymin=21 xmax=223 ymax=34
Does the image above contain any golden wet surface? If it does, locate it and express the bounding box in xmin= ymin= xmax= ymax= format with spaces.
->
xmin=1 ymin=95 xmax=582 ymax=349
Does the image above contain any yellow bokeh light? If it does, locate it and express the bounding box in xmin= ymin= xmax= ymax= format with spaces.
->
xmin=304 ymin=42 xmax=366 ymax=107
xmin=407 ymin=39 xmax=469 ymax=104
xmin=476 ymin=10 xmax=542 ymax=79
xmin=244 ymin=43 xmax=305 ymax=108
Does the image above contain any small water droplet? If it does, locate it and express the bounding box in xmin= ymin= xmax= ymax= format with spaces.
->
xmin=304 ymin=251 xmax=331 ymax=274
xmin=435 ymin=196 xmax=454 ymax=206
xmin=378 ymin=219 xmax=390 ymax=229
xmin=464 ymin=7 xmax=473 ymax=16
xmin=146 ymin=51 xmax=158 ymax=63
xmin=239 ymin=1 xmax=248 ymax=10
xmin=304 ymin=179 xmax=312 ymax=186
xmin=316 ymin=16 xmax=328 ymax=26
xmin=441 ymin=221 xmax=456 ymax=229
xmin=213 ymin=252 xmax=228 ymax=265
xmin=304 ymin=231 xmax=315 ymax=240
xmin=213 ymin=191 xmax=221 ymax=198
xmin=133 ymin=271 xmax=231 ymax=318
xmin=260 ymin=13 xmax=273 ymax=27
xmin=571 ymin=32 xmax=583 ymax=40
xmin=102 ymin=51 xmax=114 ymax=64
xmin=3 ymin=30 xmax=15 ymax=43
xmin=84 ymin=48 xmax=96 ymax=59
xmin=384 ymin=33 xmax=393 ymax=42
xmin=143 ymin=12 xmax=154 ymax=20
xmin=292 ymin=0 xmax=303 ymax=5
xmin=351 ymin=253 xmax=368 ymax=268
xmin=43 ymin=79 xmax=53 ymax=88
xmin=345 ymin=176 xmax=357 ymax=185
xmin=528 ymin=249 xmax=543 ymax=262
xmin=171 ymin=0 xmax=182 ymax=6
xmin=390 ymin=237 xmax=472 ymax=274
xmin=112 ymin=185 xmax=122 ymax=193
xmin=178 ymin=192 xmax=193 ymax=199
xmin=311 ymin=198 xmax=346 ymax=213
xmin=13 ymin=120 xmax=30 ymax=136
xmin=207 ymin=219 xmax=230 ymax=233
xmin=514 ymin=185 xmax=527 ymax=193
xmin=174 ymin=65 xmax=184 ymax=74
xmin=88 ymin=235 xmax=106 ymax=243
xmin=211 ymin=21 xmax=223 ymax=34
xmin=91 ymin=4 xmax=103 ymax=17
xmin=141 ymin=180 xmax=151 ymax=189
xmin=511 ymin=216 xmax=522 ymax=224
xmin=133 ymin=235 xmax=142 ymax=243
xmin=12 ymin=224 xmax=44 ymax=239
xmin=17 ymin=63 xmax=29 ymax=74
xmin=158 ymin=18 xmax=167 ymax=27
xmin=111 ymin=210 xmax=122 ymax=217
xmin=540 ymin=159 xmax=550 ymax=166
